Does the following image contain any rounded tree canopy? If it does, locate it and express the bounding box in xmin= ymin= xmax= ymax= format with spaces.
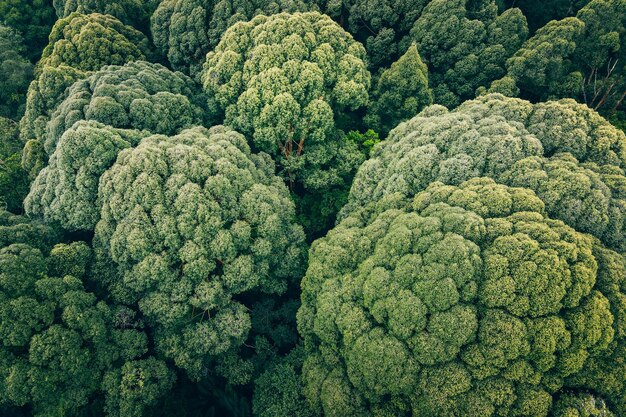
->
xmin=201 ymin=12 xmax=370 ymax=190
xmin=299 ymin=178 xmax=612 ymax=416
xmin=151 ymin=0 xmax=312 ymax=76
xmin=39 ymin=12 xmax=152 ymax=72
xmin=94 ymin=125 xmax=307 ymax=380
xmin=45 ymin=60 xmax=208 ymax=156
xmin=23 ymin=61 xmax=210 ymax=231
xmin=24 ymin=121 xmax=150 ymax=231
xmin=19 ymin=12 xmax=153 ymax=154
xmin=0 ymin=235 xmax=173 ymax=416
xmin=343 ymin=94 xmax=626 ymax=251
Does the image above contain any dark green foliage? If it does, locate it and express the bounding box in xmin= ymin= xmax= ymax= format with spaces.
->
xmin=313 ymin=0 xmax=429 ymax=69
xmin=0 ymin=118 xmax=20 ymax=159
xmin=411 ymin=0 xmax=528 ymax=107
xmin=0 ymin=153 xmax=28 ymax=214
xmin=253 ymin=346 xmax=313 ymax=417
xmin=0 ymin=238 xmax=172 ymax=417
xmin=493 ymin=0 xmax=626 ymax=114
xmin=0 ymin=209 xmax=60 ymax=251
xmin=0 ymin=0 xmax=56 ymax=61
xmin=365 ymin=44 xmax=432 ymax=137
xmin=0 ymin=118 xmax=28 ymax=213
xmin=52 ymin=0 xmax=156 ymax=33
xmin=151 ymin=0 xmax=312 ymax=76
xmin=0 ymin=26 xmax=33 ymax=120
xmin=102 ymin=358 xmax=176 ymax=417
xmin=500 ymin=0 xmax=590 ymax=32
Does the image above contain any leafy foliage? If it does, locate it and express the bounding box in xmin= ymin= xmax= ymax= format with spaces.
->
xmin=0 ymin=26 xmax=34 ymax=120
xmin=343 ymin=94 xmax=626 ymax=251
xmin=0 ymin=3 xmax=625 ymax=417
xmin=0 ymin=118 xmax=28 ymax=213
xmin=23 ymin=61 xmax=209 ymax=231
xmin=493 ymin=0 xmax=626 ymax=114
xmin=552 ymin=392 xmax=615 ymax=417
xmin=313 ymin=0 xmax=428 ymax=69
xmin=0 ymin=214 xmax=173 ymax=417
xmin=365 ymin=44 xmax=432 ymax=137
xmin=151 ymin=0 xmax=311 ymax=76
xmin=499 ymin=0 xmax=590 ymax=32
xmin=24 ymin=121 xmax=149 ymax=231
xmin=201 ymin=12 xmax=370 ymax=237
xmin=299 ymin=178 xmax=611 ymax=416
xmin=411 ymin=0 xmax=528 ymax=107
xmin=18 ymin=12 xmax=153 ymax=179
xmin=0 ymin=0 xmax=56 ymax=61
xmin=94 ymin=126 xmax=307 ymax=381
xmin=52 ymin=0 xmax=156 ymax=32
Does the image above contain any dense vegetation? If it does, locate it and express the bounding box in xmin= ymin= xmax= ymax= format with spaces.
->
xmin=0 ymin=0 xmax=625 ymax=416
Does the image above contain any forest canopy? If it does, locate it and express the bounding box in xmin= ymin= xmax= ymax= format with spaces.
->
xmin=0 ymin=0 xmax=625 ymax=416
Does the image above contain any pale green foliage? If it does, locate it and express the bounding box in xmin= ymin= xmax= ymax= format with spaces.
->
xmin=342 ymin=95 xmax=544 ymax=218
xmin=24 ymin=121 xmax=149 ymax=231
xmin=499 ymin=154 xmax=626 ymax=252
xmin=94 ymin=126 xmax=307 ymax=380
xmin=299 ymin=178 xmax=611 ymax=416
xmin=19 ymin=64 xmax=86 ymax=146
xmin=410 ymin=0 xmax=528 ymax=107
xmin=151 ymin=0 xmax=312 ymax=76
xmin=24 ymin=61 xmax=209 ymax=231
xmin=365 ymin=44 xmax=433 ymax=137
xmin=201 ymin=12 xmax=370 ymax=189
xmin=44 ymin=61 xmax=207 ymax=156
xmin=39 ymin=12 xmax=151 ymax=71
xmin=552 ymin=393 xmax=615 ymax=417
xmin=343 ymin=94 xmax=626 ymax=251
xmin=18 ymin=12 xmax=153 ymax=180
